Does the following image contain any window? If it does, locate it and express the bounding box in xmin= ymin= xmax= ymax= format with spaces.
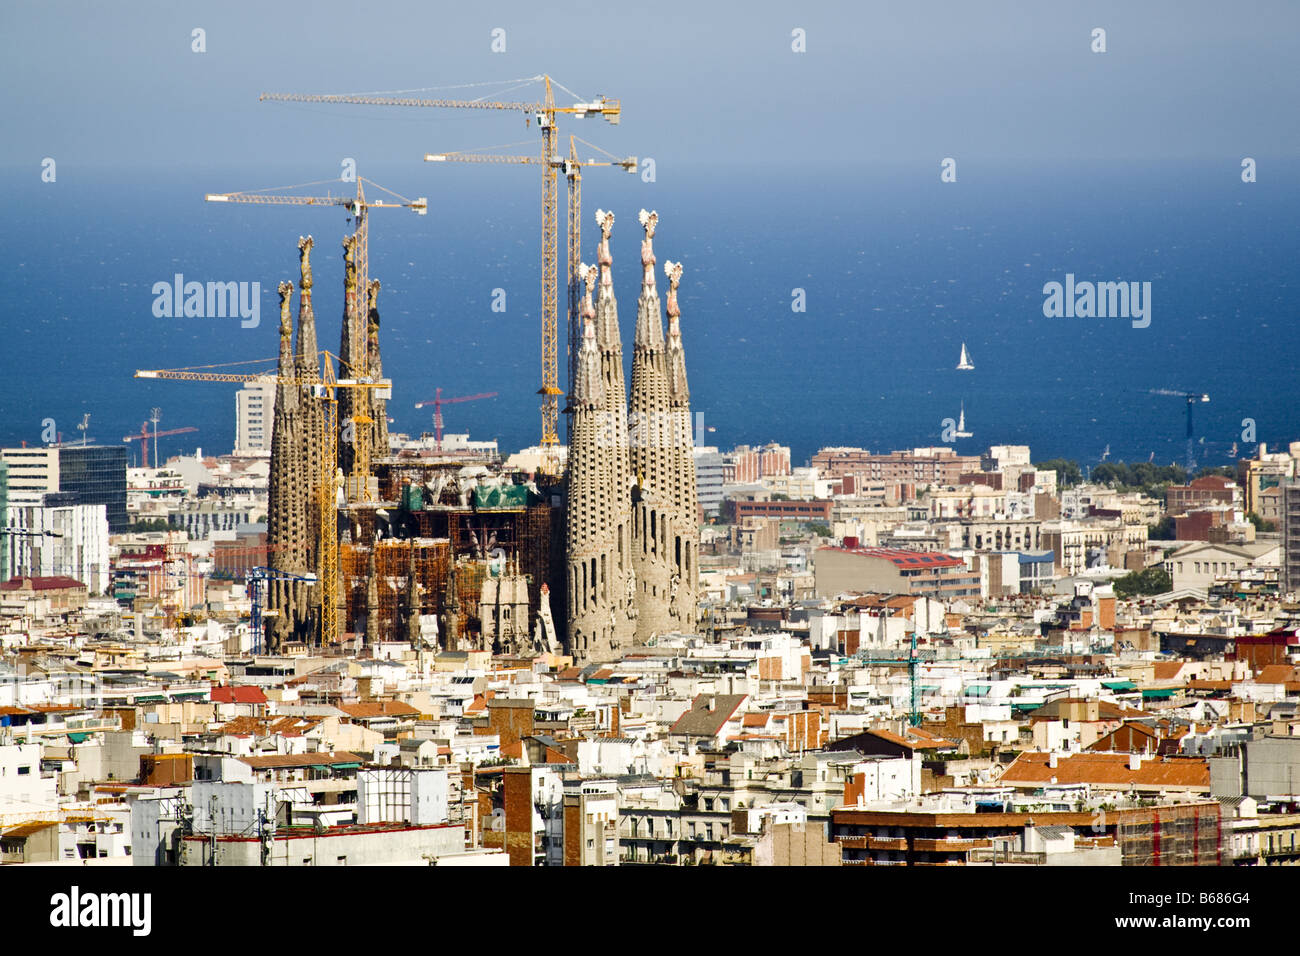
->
xmin=17 ymin=766 xmax=30 ymax=776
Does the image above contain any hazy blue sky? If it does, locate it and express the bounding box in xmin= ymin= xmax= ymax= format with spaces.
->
xmin=6 ymin=0 xmax=1299 ymax=173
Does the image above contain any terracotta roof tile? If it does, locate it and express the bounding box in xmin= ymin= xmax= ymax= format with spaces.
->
xmin=211 ymin=685 xmax=268 ymax=705
xmin=1000 ymin=752 xmax=1210 ymax=788
xmin=338 ymin=701 xmax=420 ymax=720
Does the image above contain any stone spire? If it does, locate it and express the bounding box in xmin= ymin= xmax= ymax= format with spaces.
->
xmin=366 ymin=278 xmax=390 ymax=459
xmin=338 ymin=234 xmax=360 ymax=477
xmin=295 ymin=237 xmax=324 ymax=578
xmin=404 ymin=539 xmax=422 ymax=649
xmin=442 ymin=560 xmax=462 ymax=650
xmin=565 ymin=260 xmax=623 ymax=661
xmin=592 ymin=210 xmax=635 ymax=645
xmin=266 ymin=279 xmax=309 ymax=651
xmin=663 ymin=259 xmax=699 ymax=634
xmin=628 ymin=209 xmax=675 ymax=641
xmin=573 ymin=267 xmax=603 ymax=407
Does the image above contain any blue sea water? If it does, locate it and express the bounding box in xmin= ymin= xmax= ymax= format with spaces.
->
xmin=4 ymin=159 xmax=1298 ymax=470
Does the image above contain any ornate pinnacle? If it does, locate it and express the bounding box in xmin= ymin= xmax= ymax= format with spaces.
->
xmin=278 ymin=281 xmax=293 ymax=339
xmin=342 ymin=234 xmax=357 ymax=293
xmin=595 ymin=208 xmax=614 ymax=288
xmin=580 ymin=262 xmax=597 ymax=326
xmin=638 ymin=209 xmax=658 ymax=288
xmin=368 ymin=279 xmax=381 ymax=318
xmin=298 ymin=236 xmax=314 ymax=291
xmin=664 ymin=260 xmax=683 ymax=320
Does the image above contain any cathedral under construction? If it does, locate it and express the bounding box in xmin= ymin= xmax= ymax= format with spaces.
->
xmin=262 ymin=209 xmax=698 ymax=664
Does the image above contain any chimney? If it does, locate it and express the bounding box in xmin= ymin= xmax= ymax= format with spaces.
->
xmin=1128 ymin=753 xmax=1142 ymax=771
xmin=1047 ymin=752 xmax=1058 ymax=769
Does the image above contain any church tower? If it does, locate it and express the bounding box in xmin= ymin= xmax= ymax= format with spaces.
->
xmin=564 ymin=208 xmax=701 ymax=659
xmin=593 ymin=210 xmax=637 ymax=646
xmin=662 ymin=259 xmax=699 ymax=632
xmin=266 ymin=278 xmax=311 ymax=650
xmin=627 ymin=210 xmax=675 ymax=641
xmin=366 ymin=277 xmax=390 ymax=459
xmin=294 ymin=237 xmax=324 ymax=576
xmin=565 ymin=260 xmax=621 ymax=661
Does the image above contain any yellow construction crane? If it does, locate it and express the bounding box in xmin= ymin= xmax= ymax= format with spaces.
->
xmin=259 ymin=75 xmax=622 ymax=466
xmin=135 ymin=355 xmax=389 ymax=645
xmin=426 ymin=135 xmax=636 ymax=445
xmin=205 ymin=177 xmax=426 ymax=496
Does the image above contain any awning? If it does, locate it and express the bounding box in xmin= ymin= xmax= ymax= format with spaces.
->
xmin=1142 ymin=688 xmax=1177 ymax=699
xmin=330 ymin=762 xmax=360 ymax=771
xmin=134 ymin=695 xmax=166 ymax=704
xmin=1102 ymin=680 xmax=1137 ymax=691
xmin=67 ymin=732 xmax=90 ymax=743
xmin=964 ymin=685 xmax=992 ymax=697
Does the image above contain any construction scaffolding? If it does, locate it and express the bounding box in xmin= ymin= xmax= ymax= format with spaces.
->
xmin=340 ymin=538 xmax=450 ymax=646
xmin=1117 ymin=802 xmax=1222 ymax=866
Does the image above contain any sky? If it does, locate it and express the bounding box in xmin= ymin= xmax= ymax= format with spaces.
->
xmin=3 ymin=1 xmax=1299 ymax=464
xmin=4 ymin=0 xmax=1300 ymax=174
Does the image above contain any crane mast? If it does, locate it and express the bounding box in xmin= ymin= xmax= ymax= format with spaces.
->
xmin=425 ymin=136 xmax=635 ymax=447
xmin=566 ymin=136 xmax=581 ymax=446
xmin=205 ymin=177 xmax=424 ymax=502
xmin=262 ymin=76 xmax=623 ymax=465
xmin=538 ymin=77 xmax=561 ymax=459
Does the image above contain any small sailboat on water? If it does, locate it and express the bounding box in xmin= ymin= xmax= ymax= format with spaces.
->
xmin=957 ymin=342 xmax=974 ymax=370
xmin=954 ymin=402 xmax=972 ymax=438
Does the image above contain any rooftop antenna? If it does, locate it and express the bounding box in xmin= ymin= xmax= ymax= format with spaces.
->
xmin=77 ymin=414 xmax=91 ymax=447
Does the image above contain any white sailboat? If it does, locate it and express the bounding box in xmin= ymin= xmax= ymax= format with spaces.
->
xmin=957 ymin=342 xmax=974 ymax=370
xmin=954 ymin=402 xmax=972 ymax=438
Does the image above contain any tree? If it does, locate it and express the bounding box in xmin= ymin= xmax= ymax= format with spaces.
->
xmin=1112 ymin=566 xmax=1172 ymax=599
xmin=1247 ymin=512 xmax=1277 ymax=533
xmin=1035 ymin=458 xmax=1082 ymax=488
xmin=1147 ymin=515 xmax=1176 ymax=539
xmin=125 ymin=518 xmax=171 ymax=533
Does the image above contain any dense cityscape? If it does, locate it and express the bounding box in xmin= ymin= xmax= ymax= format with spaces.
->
xmin=3 ymin=7 xmax=1295 ymax=943
xmin=4 ymin=366 xmax=1300 ymax=867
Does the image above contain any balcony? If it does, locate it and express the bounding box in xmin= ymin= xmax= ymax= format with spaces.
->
xmin=969 ymin=848 xmax=1047 ymax=865
xmin=839 ymin=835 xmax=908 ymax=851
xmin=912 ymin=837 xmax=992 ymax=853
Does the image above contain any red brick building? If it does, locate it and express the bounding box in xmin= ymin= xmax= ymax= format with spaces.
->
xmin=1166 ymin=475 xmax=1240 ymax=516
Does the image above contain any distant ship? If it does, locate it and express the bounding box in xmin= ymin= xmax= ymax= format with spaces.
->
xmin=1100 ymin=444 xmax=1111 ymax=461
xmin=954 ymin=402 xmax=973 ymax=438
xmin=1228 ymin=441 xmax=1238 ymax=458
xmin=957 ymin=342 xmax=974 ymax=370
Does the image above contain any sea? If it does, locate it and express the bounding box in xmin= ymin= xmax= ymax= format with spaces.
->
xmin=5 ymin=158 xmax=1298 ymax=471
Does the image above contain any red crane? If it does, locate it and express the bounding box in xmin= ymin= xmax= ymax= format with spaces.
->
xmin=414 ymin=389 xmax=498 ymax=451
xmin=122 ymin=423 xmax=198 ymax=468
